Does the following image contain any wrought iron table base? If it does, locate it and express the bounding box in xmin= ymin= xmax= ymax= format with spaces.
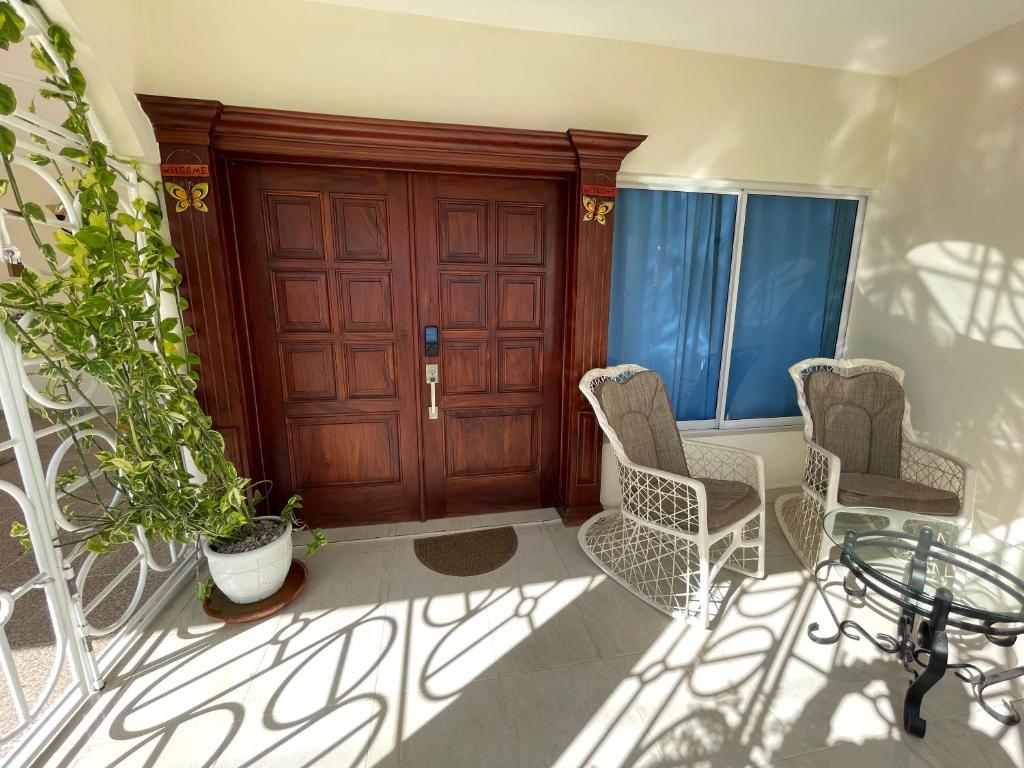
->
xmin=808 ymin=530 xmax=1024 ymax=738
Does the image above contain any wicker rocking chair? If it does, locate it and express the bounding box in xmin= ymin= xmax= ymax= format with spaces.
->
xmin=579 ymin=365 xmax=766 ymax=627
xmin=775 ymin=357 xmax=976 ymax=569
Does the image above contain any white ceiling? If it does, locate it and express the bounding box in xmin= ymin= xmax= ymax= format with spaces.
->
xmin=313 ymin=0 xmax=1024 ymax=75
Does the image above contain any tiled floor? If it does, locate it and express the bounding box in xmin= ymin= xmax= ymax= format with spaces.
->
xmin=38 ymin=497 xmax=1024 ymax=767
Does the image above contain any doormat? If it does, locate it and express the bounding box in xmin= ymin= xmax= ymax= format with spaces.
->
xmin=414 ymin=527 xmax=518 ymax=576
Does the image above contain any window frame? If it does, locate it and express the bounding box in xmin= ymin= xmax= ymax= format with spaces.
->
xmin=615 ymin=174 xmax=869 ymax=432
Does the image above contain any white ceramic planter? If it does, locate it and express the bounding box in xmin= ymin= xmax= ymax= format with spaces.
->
xmin=202 ymin=516 xmax=292 ymax=604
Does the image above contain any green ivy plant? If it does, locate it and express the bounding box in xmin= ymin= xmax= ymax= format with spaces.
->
xmin=0 ymin=5 xmax=325 ymax=601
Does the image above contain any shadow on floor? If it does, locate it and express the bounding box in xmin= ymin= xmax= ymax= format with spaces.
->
xmin=35 ymin=519 xmax=1022 ymax=768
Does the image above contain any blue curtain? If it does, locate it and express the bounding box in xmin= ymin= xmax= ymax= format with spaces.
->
xmin=607 ymin=189 xmax=737 ymax=420
xmin=724 ymin=195 xmax=858 ymax=420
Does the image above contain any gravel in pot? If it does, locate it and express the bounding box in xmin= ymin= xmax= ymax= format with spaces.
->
xmin=212 ymin=519 xmax=287 ymax=554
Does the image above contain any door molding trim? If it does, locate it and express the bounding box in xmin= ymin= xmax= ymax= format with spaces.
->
xmin=138 ymin=94 xmax=645 ymax=525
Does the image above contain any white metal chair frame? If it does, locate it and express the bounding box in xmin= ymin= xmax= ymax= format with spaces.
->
xmin=775 ymin=357 xmax=977 ymax=569
xmin=579 ymin=364 xmax=766 ymax=627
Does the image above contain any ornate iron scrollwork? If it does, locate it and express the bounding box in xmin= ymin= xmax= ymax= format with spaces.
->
xmin=807 ymin=523 xmax=1024 ymax=738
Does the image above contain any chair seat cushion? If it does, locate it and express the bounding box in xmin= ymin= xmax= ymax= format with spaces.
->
xmin=698 ymin=478 xmax=761 ymax=532
xmin=838 ymin=473 xmax=960 ymax=516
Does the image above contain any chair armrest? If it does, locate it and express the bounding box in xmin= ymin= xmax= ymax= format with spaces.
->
xmin=615 ymin=458 xmax=709 ymax=535
xmin=681 ymin=439 xmax=765 ymax=499
xmin=803 ymin=439 xmax=841 ymax=506
xmin=901 ymin=437 xmax=975 ymax=515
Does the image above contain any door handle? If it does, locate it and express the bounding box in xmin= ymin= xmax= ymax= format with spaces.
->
xmin=425 ymin=364 xmax=439 ymax=420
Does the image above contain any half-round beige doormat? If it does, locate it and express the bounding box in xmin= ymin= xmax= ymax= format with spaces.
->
xmin=414 ymin=526 xmax=518 ymax=576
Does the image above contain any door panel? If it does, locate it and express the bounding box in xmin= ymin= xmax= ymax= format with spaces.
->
xmin=338 ymin=272 xmax=393 ymax=332
xmin=279 ymin=342 xmax=337 ymax=401
xmin=497 ymin=339 xmax=543 ymax=393
xmin=231 ymin=165 xmax=565 ymax=525
xmin=230 ymin=164 xmax=421 ymax=526
xmin=414 ymin=175 xmax=565 ymax=517
xmin=444 ymin=407 xmax=541 ymax=477
xmin=289 ymin=414 xmax=401 ymax=487
xmin=497 ymin=273 xmax=544 ymax=329
xmin=270 ymin=271 xmax=331 ymax=332
xmin=264 ymin=192 xmax=325 ymax=260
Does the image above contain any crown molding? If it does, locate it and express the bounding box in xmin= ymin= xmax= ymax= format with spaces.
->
xmin=568 ymin=129 xmax=647 ymax=170
xmin=137 ymin=95 xmax=646 ymax=173
xmin=137 ymin=94 xmax=222 ymax=145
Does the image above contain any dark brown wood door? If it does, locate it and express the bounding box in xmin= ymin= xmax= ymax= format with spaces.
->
xmin=413 ymin=175 xmax=566 ymax=517
xmin=229 ymin=163 xmax=422 ymax=526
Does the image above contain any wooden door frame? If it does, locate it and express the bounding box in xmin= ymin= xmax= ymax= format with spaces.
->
xmin=138 ymin=95 xmax=645 ymax=525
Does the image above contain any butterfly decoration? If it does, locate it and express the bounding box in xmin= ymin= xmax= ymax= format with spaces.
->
xmin=165 ymin=181 xmax=210 ymax=213
xmin=582 ymin=195 xmax=614 ymax=225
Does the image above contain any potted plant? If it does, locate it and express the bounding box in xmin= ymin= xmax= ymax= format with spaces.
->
xmin=0 ymin=9 xmax=324 ymax=603
xmin=202 ymin=502 xmax=302 ymax=604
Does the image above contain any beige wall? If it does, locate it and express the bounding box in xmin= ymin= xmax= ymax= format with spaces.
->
xmin=34 ymin=0 xmax=903 ymax=497
xmin=25 ymin=5 xmax=1024 ymax=523
xmin=59 ymin=0 xmax=898 ymax=188
xmin=47 ymin=0 xmax=156 ymax=159
xmin=846 ymin=22 xmax=1024 ymax=534
xmin=28 ymin=0 xmax=901 ymax=501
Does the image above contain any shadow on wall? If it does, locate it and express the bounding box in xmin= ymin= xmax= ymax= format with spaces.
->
xmin=852 ymin=243 xmax=1024 ymax=535
xmin=846 ymin=23 xmax=1024 ymax=537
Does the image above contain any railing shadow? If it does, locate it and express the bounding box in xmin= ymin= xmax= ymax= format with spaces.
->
xmin=34 ymin=521 xmax=1023 ymax=767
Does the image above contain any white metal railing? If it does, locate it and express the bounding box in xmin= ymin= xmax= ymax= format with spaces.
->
xmin=0 ymin=2 xmax=193 ymax=765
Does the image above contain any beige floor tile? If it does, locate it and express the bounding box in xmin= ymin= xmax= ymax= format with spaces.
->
xmin=763 ymin=551 xmax=806 ymax=578
xmin=219 ymin=700 xmax=385 ymax=768
xmin=393 ymin=676 xmax=516 ymax=768
xmin=484 ymin=575 xmax=602 ymax=676
xmin=44 ymin=600 xmax=287 ymax=766
xmin=295 ymin=537 xmax=395 ymax=558
xmin=366 ymin=524 xmax=586 ymax=767
xmin=215 ymin=652 xmax=386 ymax=768
xmin=570 ymin=578 xmax=673 ymax=659
xmin=54 ymin=708 xmax=245 ymax=768
xmin=292 ymin=540 xmax=395 ymax=611
xmin=543 ymin=519 xmax=602 ymax=577
xmin=293 ymin=522 xmax=397 ymax=548
xmin=38 ymin=506 xmax=1024 ymax=768
xmin=766 ymin=486 xmax=800 ymax=507
xmin=211 ymin=547 xmax=396 ymax=767
xmin=374 ymin=536 xmax=506 ymax=725
xmin=774 ymin=713 xmax=1024 ymax=768
xmin=764 ymin=512 xmax=797 ymax=557
xmin=393 ymin=507 xmax=557 ymax=537
xmin=623 ymin=625 xmax=791 ymax=768
xmin=486 ymin=522 xmax=573 ymax=583
xmin=366 ymin=588 xmax=505 ymax=768
xmin=500 ymin=654 xmax=650 ymax=768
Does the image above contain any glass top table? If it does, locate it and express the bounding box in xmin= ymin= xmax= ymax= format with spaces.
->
xmin=810 ymin=506 xmax=1024 ymax=738
xmin=822 ymin=507 xmax=1024 ymax=627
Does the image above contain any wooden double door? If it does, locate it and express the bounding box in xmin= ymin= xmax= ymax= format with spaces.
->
xmin=229 ymin=163 xmax=566 ymax=526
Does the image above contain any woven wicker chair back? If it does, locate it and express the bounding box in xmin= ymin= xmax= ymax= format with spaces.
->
xmin=595 ymin=370 xmax=690 ymax=477
xmin=804 ymin=369 xmax=905 ymax=477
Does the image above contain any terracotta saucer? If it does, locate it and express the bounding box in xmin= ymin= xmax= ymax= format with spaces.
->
xmin=202 ymin=559 xmax=307 ymax=624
